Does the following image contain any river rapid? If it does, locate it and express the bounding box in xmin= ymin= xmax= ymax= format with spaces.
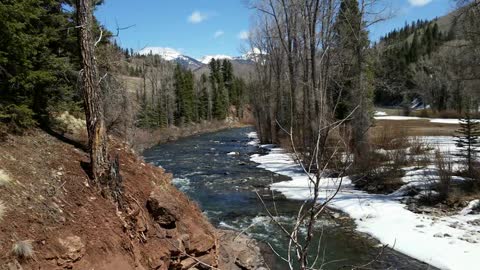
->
xmin=143 ymin=127 xmax=433 ymax=270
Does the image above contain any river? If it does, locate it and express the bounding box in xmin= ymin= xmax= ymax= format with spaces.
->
xmin=143 ymin=127 xmax=433 ymax=270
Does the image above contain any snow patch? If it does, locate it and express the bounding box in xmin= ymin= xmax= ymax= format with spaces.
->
xmin=137 ymin=47 xmax=182 ymax=60
xmin=250 ymin=142 xmax=480 ymax=270
xmin=199 ymin=55 xmax=232 ymax=64
xmin=375 ymin=115 xmax=477 ymax=125
xmin=460 ymin=200 xmax=480 ymax=216
xmin=375 ymin=111 xmax=387 ymax=116
xmin=375 ymin=115 xmax=423 ymax=121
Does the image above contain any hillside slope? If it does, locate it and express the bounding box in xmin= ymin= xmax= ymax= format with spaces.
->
xmin=0 ymin=130 xmax=265 ymax=269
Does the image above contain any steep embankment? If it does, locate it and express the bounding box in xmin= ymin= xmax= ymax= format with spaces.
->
xmin=0 ymin=130 xmax=264 ymax=269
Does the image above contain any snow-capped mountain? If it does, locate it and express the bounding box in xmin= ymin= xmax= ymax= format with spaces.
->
xmin=136 ymin=47 xmax=256 ymax=71
xmin=137 ymin=47 xmax=204 ymax=70
xmin=137 ymin=47 xmax=181 ymax=60
xmin=199 ymin=55 xmax=233 ymax=64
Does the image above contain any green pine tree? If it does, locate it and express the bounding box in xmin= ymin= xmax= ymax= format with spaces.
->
xmin=0 ymin=0 xmax=81 ymax=131
xmin=455 ymin=112 xmax=480 ymax=176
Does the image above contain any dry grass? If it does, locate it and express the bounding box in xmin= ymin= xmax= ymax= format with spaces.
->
xmin=372 ymin=119 xmax=457 ymax=137
xmin=0 ymin=200 xmax=6 ymax=221
xmin=0 ymin=169 xmax=11 ymax=187
xmin=408 ymin=137 xmax=433 ymax=156
xmin=371 ymin=122 xmax=409 ymax=150
xmin=12 ymin=240 xmax=34 ymax=260
xmin=52 ymin=111 xmax=86 ymax=134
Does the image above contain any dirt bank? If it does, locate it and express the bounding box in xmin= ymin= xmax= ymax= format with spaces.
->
xmin=0 ymin=130 xmax=264 ymax=269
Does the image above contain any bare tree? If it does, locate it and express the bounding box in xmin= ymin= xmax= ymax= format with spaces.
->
xmin=246 ymin=0 xmax=390 ymax=268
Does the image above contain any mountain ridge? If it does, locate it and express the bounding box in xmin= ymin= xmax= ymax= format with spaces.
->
xmin=137 ymin=46 xmax=257 ymax=70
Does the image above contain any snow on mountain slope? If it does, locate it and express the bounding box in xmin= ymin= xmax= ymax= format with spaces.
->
xmin=137 ymin=47 xmax=182 ymax=61
xmin=137 ymin=47 xmax=204 ymax=70
xmin=200 ymin=55 xmax=233 ymax=64
xmin=136 ymin=47 xmax=256 ymax=70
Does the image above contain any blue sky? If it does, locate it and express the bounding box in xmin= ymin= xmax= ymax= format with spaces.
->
xmin=95 ymin=0 xmax=456 ymax=59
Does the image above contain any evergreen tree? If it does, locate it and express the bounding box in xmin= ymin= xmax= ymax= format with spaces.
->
xmin=410 ymin=31 xmax=420 ymax=62
xmin=221 ymin=59 xmax=234 ymax=105
xmin=455 ymin=112 xmax=480 ymax=176
xmin=0 ymin=0 xmax=81 ymax=131
xmin=209 ymin=59 xmax=227 ymax=119
xmin=173 ymin=64 xmax=195 ymax=125
xmin=333 ymin=0 xmax=371 ymax=161
xmin=198 ymin=74 xmax=209 ymax=120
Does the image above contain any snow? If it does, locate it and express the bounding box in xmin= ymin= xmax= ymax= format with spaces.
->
xmin=375 ymin=115 xmax=476 ymax=125
xmin=248 ymin=132 xmax=480 ymax=270
xmin=137 ymin=47 xmax=182 ymax=60
xmin=199 ymin=55 xmax=233 ymax=64
xmin=375 ymin=115 xmax=424 ymax=121
xmin=460 ymin=200 xmax=480 ymax=215
xmin=430 ymin=119 xmax=462 ymax=124
xmin=374 ymin=111 xmax=387 ymax=116
xmin=238 ymin=48 xmax=264 ymax=62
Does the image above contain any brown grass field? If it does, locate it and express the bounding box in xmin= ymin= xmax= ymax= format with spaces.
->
xmin=371 ymin=119 xmax=458 ymax=137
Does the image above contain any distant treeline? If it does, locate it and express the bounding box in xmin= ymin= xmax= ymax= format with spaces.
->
xmin=126 ymin=54 xmax=248 ymax=129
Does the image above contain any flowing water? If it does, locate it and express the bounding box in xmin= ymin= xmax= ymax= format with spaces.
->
xmin=143 ymin=127 xmax=434 ymax=270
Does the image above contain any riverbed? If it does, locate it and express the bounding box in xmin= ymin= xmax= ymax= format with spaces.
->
xmin=143 ymin=127 xmax=433 ymax=269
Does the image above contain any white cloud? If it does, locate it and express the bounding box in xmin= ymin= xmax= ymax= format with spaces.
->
xmin=238 ymin=30 xmax=249 ymax=40
xmin=188 ymin=11 xmax=208 ymax=24
xmin=408 ymin=0 xmax=433 ymax=6
xmin=214 ymin=30 xmax=224 ymax=38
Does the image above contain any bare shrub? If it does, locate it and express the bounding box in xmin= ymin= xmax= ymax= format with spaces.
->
xmin=12 ymin=240 xmax=34 ymax=260
xmin=0 ymin=169 xmax=11 ymax=187
xmin=413 ymin=151 xmax=433 ymax=169
xmin=435 ymin=151 xmax=453 ymax=200
xmin=371 ymin=123 xmax=409 ymax=150
xmin=408 ymin=137 xmax=432 ymax=156
xmin=417 ymin=109 xmax=430 ymax=118
xmin=352 ymin=150 xmax=406 ymax=193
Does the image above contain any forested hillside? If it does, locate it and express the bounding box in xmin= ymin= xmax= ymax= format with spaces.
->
xmin=373 ymin=5 xmax=480 ymax=115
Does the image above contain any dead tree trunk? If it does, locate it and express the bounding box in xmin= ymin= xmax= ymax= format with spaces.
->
xmin=77 ymin=0 xmax=109 ymax=181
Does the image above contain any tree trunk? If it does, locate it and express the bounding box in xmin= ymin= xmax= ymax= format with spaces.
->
xmin=77 ymin=0 xmax=109 ymax=181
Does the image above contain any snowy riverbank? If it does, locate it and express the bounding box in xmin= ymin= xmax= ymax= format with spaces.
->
xmin=248 ymin=132 xmax=480 ymax=270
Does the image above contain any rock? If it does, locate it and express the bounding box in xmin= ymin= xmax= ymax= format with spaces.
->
xmin=179 ymin=234 xmax=190 ymax=251
xmin=57 ymin=235 xmax=85 ymax=263
xmin=217 ymin=230 xmax=267 ymax=270
xmin=179 ymin=257 xmax=197 ymax=269
xmin=467 ymin=219 xmax=480 ymax=226
xmin=2 ymin=260 xmax=23 ymax=270
xmin=433 ymin=233 xmax=444 ymax=238
xmin=146 ymin=196 xmax=178 ymax=229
